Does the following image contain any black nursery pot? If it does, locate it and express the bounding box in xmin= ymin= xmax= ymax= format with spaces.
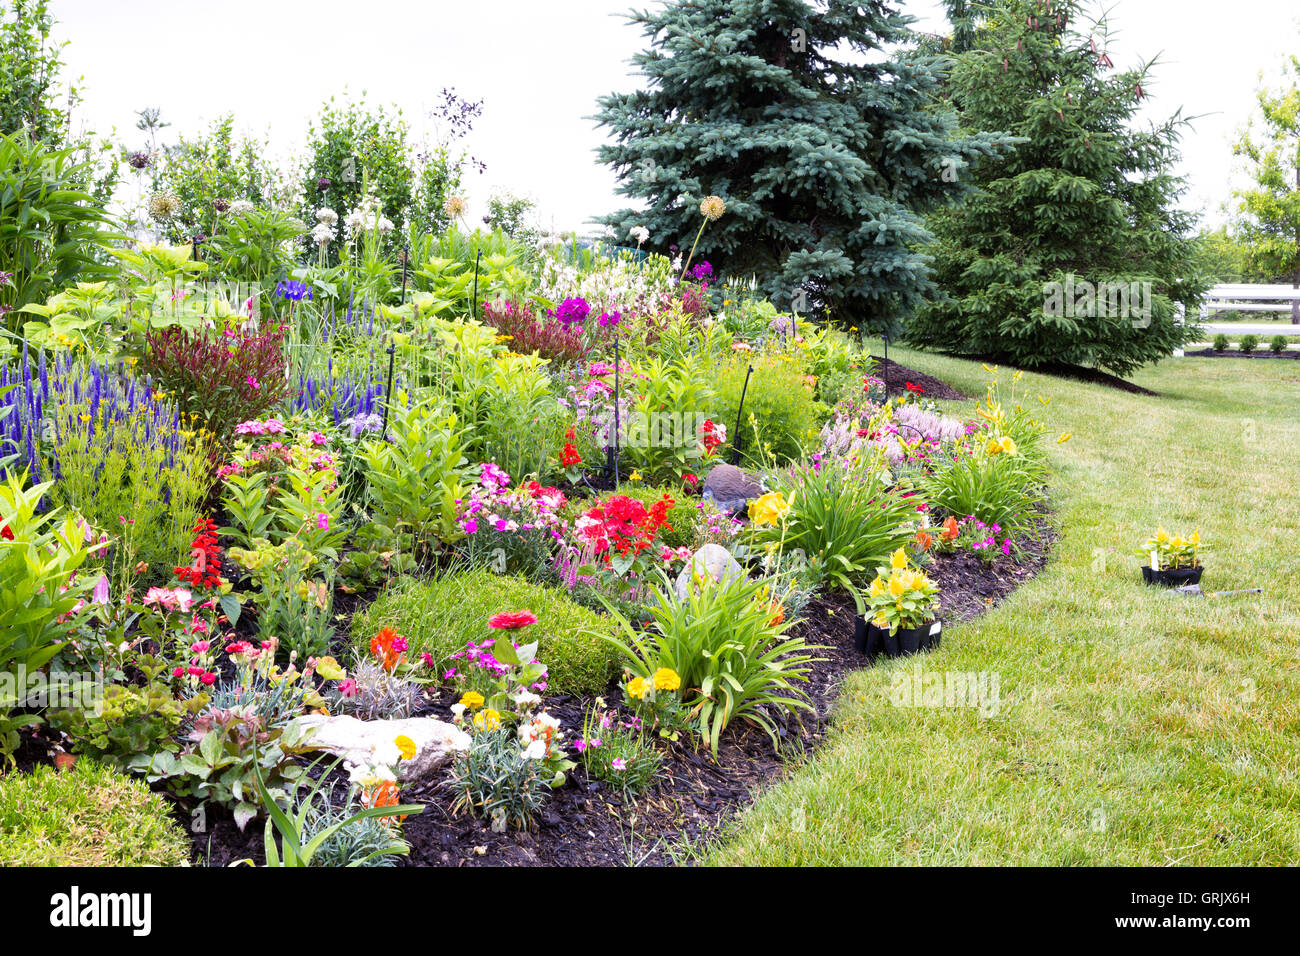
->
xmin=1141 ymin=566 xmax=1203 ymax=588
xmin=854 ymin=616 xmax=941 ymax=660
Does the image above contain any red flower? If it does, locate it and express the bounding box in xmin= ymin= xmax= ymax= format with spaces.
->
xmin=175 ymin=517 xmax=222 ymax=590
xmin=370 ymin=627 xmax=408 ymax=671
xmin=489 ymin=610 xmax=538 ymax=630
xmin=561 ymin=443 xmax=583 ymax=468
xmin=0 ymin=524 xmax=12 ymax=541
xmin=905 ymin=381 xmax=926 ymax=394
xmin=683 ymin=473 xmax=698 ymax=487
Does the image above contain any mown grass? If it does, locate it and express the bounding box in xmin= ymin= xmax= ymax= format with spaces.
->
xmin=705 ymin=349 xmax=1300 ymax=865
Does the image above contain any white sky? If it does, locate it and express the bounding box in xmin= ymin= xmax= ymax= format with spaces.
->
xmin=51 ymin=0 xmax=1300 ymax=234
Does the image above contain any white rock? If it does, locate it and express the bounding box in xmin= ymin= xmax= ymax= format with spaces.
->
xmin=674 ymin=543 xmax=745 ymax=600
xmin=291 ymin=714 xmax=470 ymax=782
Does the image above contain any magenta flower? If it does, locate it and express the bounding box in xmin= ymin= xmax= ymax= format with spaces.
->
xmin=315 ymin=512 xmax=330 ymax=531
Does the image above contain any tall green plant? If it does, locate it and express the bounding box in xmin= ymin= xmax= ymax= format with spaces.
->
xmin=0 ymin=132 xmax=119 ymax=321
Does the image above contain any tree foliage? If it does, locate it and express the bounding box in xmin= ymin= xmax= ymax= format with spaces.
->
xmin=908 ymin=0 xmax=1210 ymax=377
xmin=594 ymin=0 xmax=1009 ymax=334
xmin=1231 ymin=52 xmax=1300 ymax=321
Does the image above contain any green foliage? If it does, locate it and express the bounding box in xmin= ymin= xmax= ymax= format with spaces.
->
xmin=0 ymin=131 xmax=120 ymax=320
xmin=1213 ymin=333 xmax=1229 ymax=352
xmin=252 ymin=755 xmax=420 ymax=867
xmin=0 ymin=760 xmax=190 ymax=866
xmin=909 ymin=0 xmax=1210 ymax=376
xmin=0 ymin=0 xmax=75 ymax=143
xmin=1239 ymin=334 xmax=1259 ymax=354
xmin=147 ymin=113 xmax=293 ymax=244
xmin=594 ymin=0 xmax=1007 ymax=332
xmin=301 ymin=95 xmax=413 ymax=258
xmin=448 ymin=725 xmax=553 ymax=831
xmin=612 ymin=483 xmax=701 ymax=549
xmin=360 ymin=397 xmax=472 ymax=551
xmin=750 ymin=458 xmax=918 ymax=596
xmin=920 ymin=447 xmax=1044 ymax=539
xmin=1231 ymin=52 xmax=1300 ymax=317
xmin=228 ymin=538 xmax=335 ymax=663
xmin=577 ymin=699 xmax=663 ymax=795
xmin=1270 ymin=334 xmax=1289 ymax=354
xmin=207 ymin=206 xmax=307 ymax=286
xmin=484 ymin=191 xmax=537 ymax=242
xmin=602 ymin=572 xmax=821 ymax=756
xmin=354 ymin=569 xmax=621 ymax=698
xmin=710 ymin=353 xmax=821 ymax=463
xmin=622 ymin=354 xmax=715 ymax=482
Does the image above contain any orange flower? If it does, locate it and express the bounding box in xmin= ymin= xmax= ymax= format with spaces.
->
xmin=370 ymin=627 xmax=408 ymax=672
xmin=768 ymin=603 xmax=786 ymax=627
xmin=916 ymin=531 xmax=933 ymax=552
xmin=940 ymin=516 xmax=959 ymax=542
xmin=362 ymin=779 xmax=411 ymax=825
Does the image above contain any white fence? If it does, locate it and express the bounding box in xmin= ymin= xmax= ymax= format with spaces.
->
xmin=1174 ymin=284 xmax=1300 ymax=356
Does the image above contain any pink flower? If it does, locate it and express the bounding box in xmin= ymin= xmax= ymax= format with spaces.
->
xmin=316 ymin=512 xmax=330 ymax=531
xmin=191 ymin=640 xmax=211 ymax=654
xmin=200 ymin=672 xmax=217 ymax=686
xmin=246 ymin=376 xmax=260 ymax=390
xmin=92 ymin=574 xmax=110 ymax=605
xmin=226 ymin=640 xmax=254 ymax=656
xmin=307 ymin=431 xmax=327 ymax=446
xmin=612 ymin=758 xmax=627 ymax=771
xmin=143 ymin=587 xmax=194 ymax=613
xmin=337 ymin=678 xmax=358 ymax=698
xmin=172 ymin=667 xmax=185 ymax=678
xmin=488 ymin=610 xmax=538 ymax=630
xmin=574 ymin=738 xmax=587 ymax=753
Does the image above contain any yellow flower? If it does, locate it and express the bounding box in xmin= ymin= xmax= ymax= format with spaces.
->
xmin=888 ymin=575 xmax=906 ymax=598
xmin=869 ymin=576 xmax=885 ymax=598
xmin=749 ymin=491 xmax=790 ymax=527
xmin=1190 ymin=531 xmax=1200 ymax=546
xmin=890 ymin=547 xmax=908 ymax=570
xmin=998 ymin=436 xmax=1018 ymax=456
xmin=472 ymin=708 xmax=501 ymax=731
xmin=1155 ymin=527 xmax=1170 ymax=544
xmin=394 ymin=735 xmax=417 ymax=761
xmin=627 ymin=676 xmax=647 ymax=700
xmin=629 ymin=470 xmax=643 ymax=482
xmin=1057 ymin=432 xmax=1071 ymax=443
xmin=459 ymin=690 xmax=485 ymax=711
xmin=652 ymin=668 xmax=681 ymax=692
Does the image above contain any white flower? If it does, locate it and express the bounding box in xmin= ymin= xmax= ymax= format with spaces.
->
xmin=629 ymin=226 xmax=649 ymax=245
xmin=372 ymin=741 xmax=401 ymax=767
xmin=316 ymin=207 xmax=338 ymax=226
xmin=377 ymin=216 xmax=395 ymax=234
xmin=522 ymin=739 xmax=547 ymax=761
xmin=310 ymin=222 xmax=334 ymax=247
xmin=228 ymin=199 xmax=255 ymax=217
xmin=450 ymin=702 xmax=466 ymax=718
xmin=512 ymin=690 xmax=542 ymax=709
xmin=535 ymin=711 xmax=560 ymax=730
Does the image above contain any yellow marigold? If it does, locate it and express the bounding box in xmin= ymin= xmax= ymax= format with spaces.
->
xmin=472 ymin=708 xmax=501 ymax=731
xmin=627 ymin=676 xmax=647 ymax=700
xmin=394 ymin=735 xmax=417 ymax=761
xmin=652 ymin=668 xmax=681 ymax=692
xmin=459 ymin=690 xmax=485 ymax=711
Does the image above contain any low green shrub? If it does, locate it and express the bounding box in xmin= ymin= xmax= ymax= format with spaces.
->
xmin=1212 ymin=333 xmax=1229 ymax=352
xmin=1270 ymin=334 xmax=1289 ymax=355
xmin=352 ymin=569 xmax=621 ymax=697
xmin=1238 ymin=334 xmax=1259 ymax=354
xmin=0 ymin=760 xmax=190 ymax=866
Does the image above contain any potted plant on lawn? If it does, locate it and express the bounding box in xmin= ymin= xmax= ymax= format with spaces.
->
xmin=1134 ymin=526 xmax=1204 ymax=587
xmin=854 ymin=548 xmax=941 ymax=659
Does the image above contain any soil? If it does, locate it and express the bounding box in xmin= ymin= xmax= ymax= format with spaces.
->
xmin=1186 ymin=348 xmax=1299 ymax=360
xmin=874 ymin=358 xmax=967 ymax=401
xmin=178 ymin=518 xmax=1056 ymax=868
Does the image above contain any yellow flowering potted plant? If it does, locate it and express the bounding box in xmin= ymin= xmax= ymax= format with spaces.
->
xmin=856 ymin=547 xmax=941 ymax=658
xmin=1134 ymin=527 xmax=1203 ymax=587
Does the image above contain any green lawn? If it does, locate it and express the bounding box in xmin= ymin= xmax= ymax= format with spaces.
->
xmin=706 ymin=349 xmax=1300 ymax=866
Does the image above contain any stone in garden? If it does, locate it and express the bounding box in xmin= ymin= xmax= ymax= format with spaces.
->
xmin=701 ymin=463 xmax=763 ymax=514
xmin=291 ymin=714 xmax=470 ymax=782
xmin=674 ymin=543 xmax=745 ymax=599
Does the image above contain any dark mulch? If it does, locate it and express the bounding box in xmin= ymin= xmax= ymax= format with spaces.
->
xmin=943 ymin=353 xmax=1158 ymax=396
xmin=874 ymin=358 xmax=967 ymax=401
xmin=1187 ymin=348 xmax=1298 ymax=360
xmin=178 ymin=524 xmax=1055 ymax=868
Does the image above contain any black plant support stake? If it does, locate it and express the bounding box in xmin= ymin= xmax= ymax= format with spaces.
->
xmin=381 ymin=341 xmax=396 ymax=435
xmin=729 ymin=364 xmax=754 ymax=466
xmin=472 ymin=249 xmax=482 ymax=321
xmin=611 ymin=337 xmax=621 ymax=487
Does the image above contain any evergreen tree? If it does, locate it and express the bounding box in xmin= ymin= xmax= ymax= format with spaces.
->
xmin=1231 ymin=53 xmax=1300 ymax=323
xmin=593 ymin=0 xmax=1008 ymax=333
xmin=908 ymin=0 xmax=1209 ymax=377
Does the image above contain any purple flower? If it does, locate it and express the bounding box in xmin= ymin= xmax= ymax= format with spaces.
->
xmin=550 ymin=297 xmax=590 ymax=327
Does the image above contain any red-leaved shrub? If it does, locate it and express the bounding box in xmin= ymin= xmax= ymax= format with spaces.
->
xmin=481 ymin=299 xmax=590 ymax=367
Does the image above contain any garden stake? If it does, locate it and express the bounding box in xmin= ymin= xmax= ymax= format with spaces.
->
xmin=882 ymin=332 xmax=890 ymax=394
xmin=729 ymin=364 xmax=754 ymax=466
xmin=612 ymin=337 xmax=621 ymax=486
xmin=472 ymin=248 xmax=482 ymax=321
xmin=381 ymin=342 xmax=396 ymax=435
